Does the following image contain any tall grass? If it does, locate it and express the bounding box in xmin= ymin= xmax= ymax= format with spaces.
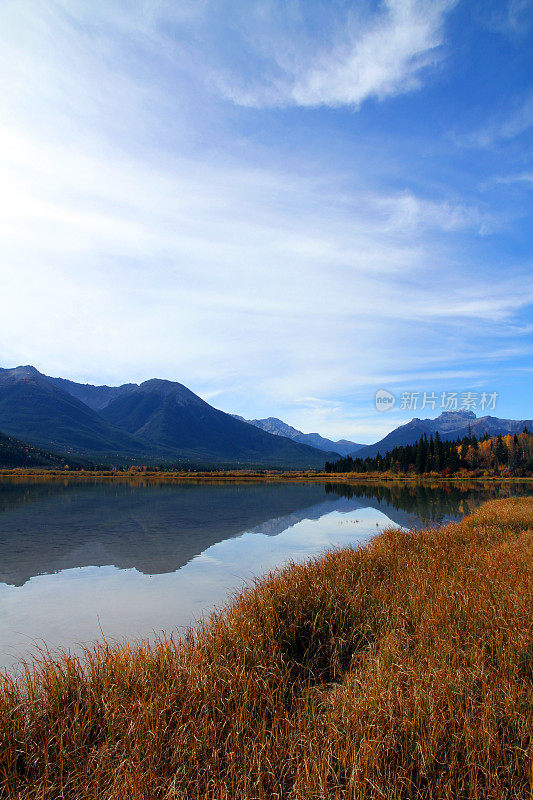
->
xmin=1 ymin=497 xmax=532 ymax=799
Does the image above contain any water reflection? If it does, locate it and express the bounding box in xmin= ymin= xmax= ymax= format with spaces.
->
xmin=0 ymin=478 xmax=530 ymax=671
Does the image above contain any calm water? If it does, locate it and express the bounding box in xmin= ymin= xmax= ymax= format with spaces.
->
xmin=0 ymin=478 xmax=530 ymax=672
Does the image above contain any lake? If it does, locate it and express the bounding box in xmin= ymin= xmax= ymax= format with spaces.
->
xmin=0 ymin=478 xmax=530 ymax=672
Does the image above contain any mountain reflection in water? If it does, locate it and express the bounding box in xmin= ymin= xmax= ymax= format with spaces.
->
xmin=0 ymin=478 xmax=530 ymax=672
xmin=0 ymin=479 xmax=529 ymax=587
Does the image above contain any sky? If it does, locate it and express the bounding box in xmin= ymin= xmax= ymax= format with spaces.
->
xmin=0 ymin=0 xmax=532 ymax=442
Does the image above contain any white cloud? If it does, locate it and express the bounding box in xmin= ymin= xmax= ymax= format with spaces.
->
xmin=290 ymin=0 xmax=455 ymax=108
xmin=372 ymin=191 xmax=496 ymax=234
xmin=219 ymin=0 xmax=456 ymax=108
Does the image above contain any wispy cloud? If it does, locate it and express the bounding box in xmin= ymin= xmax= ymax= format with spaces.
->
xmin=373 ymin=191 xmax=497 ymax=234
xmin=465 ymin=92 xmax=533 ymax=148
xmin=290 ymin=0 xmax=455 ymax=108
xmin=216 ymin=0 xmax=457 ymax=108
xmin=490 ymin=172 xmax=533 ymax=186
xmin=481 ymin=0 xmax=533 ymax=38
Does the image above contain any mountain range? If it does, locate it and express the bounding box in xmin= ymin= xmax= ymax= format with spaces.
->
xmin=353 ymin=409 xmax=533 ymax=459
xmin=0 ymin=366 xmax=336 ymax=469
xmin=0 ymin=365 xmax=530 ymax=469
xmin=231 ymin=415 xmax=363 ymax=456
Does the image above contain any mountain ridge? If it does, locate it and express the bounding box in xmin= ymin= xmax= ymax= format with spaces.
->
xmin=0 ymin=366 xmax=148 ymax=457
xmin=0 ymin=367 xmax=335 ymax=468
xmin=353 ymin=410 xmax=533 ymax=459
xmin=232 ymin=415 xmax=363 ymax=456
xmin=100 ymin=382 xmax=335 ymax=467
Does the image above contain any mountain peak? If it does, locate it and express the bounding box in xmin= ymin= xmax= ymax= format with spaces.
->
xmin=0 ymin=365 xmax=47 ymax=386
xmin=99 ymin=383 xmax=333 ymax=467
xmin=353 ymin=408 xmax=531 ymax=460
xmin=9 ymin=365 xmax=41 ymax=378
xmin=138 ymin=378 xmax=203 ymax=404
xmin=437 ymin=409 xmax=476 ymax=420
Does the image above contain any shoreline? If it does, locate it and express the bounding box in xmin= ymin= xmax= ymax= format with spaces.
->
xmin=0 ymin=468 xmax=531 ymax=483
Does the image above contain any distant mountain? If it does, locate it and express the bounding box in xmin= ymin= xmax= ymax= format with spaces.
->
xmin=353 ymin=410 xmax=533 ymax=459
xmin=100 ymin=380 xmax=335 ymax=468
xmin=232 ymin=415 xmax=363 ymax=456
xmin=0 ymin=366 xmax=150 ymax=458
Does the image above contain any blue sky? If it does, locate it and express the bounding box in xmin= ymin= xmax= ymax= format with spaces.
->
xmin=0 ymin=0 xmax=531 ymax=442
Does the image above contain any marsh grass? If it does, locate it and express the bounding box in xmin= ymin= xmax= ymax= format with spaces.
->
xmin=1 ymin=497 xmax=532 ymax=798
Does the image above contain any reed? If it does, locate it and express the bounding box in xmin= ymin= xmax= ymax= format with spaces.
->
xmin=1 ymin=497 xmax=532 ymax=798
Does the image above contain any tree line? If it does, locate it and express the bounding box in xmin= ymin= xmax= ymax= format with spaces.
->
xmin=324 ymin=428 xmax=533 ymax=477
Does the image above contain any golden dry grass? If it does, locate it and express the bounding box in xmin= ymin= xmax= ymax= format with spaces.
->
xmin=1 ymin=497 xmax=532 ymax=799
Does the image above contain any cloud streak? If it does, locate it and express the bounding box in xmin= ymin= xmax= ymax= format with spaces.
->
xmin=289 ymin=0 xmax=456 ymax=108
xmin=214 ymin=0 xmax=457 ymax=109
xmin=465 ymin=92 xmax=533 ymax=148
